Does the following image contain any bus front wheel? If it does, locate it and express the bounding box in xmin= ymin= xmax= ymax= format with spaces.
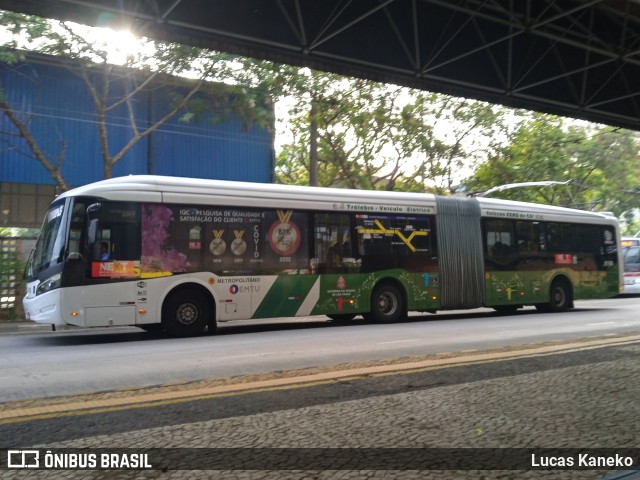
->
xmin=365 ymin=283 xmax=406 ymax=323
xmin=139 ymin=324 xmax=163 ymax=334
xmin=162 ymin=289 xmax=210 ymax=337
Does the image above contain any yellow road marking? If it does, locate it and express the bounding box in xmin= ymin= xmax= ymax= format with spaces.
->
xmin=2 ymin=333 xmax=639 ymax=425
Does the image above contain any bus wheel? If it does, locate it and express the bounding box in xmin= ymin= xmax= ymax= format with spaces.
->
xmin=162 ymin=289 xmax=209 ymax=337
xmin=549 ymin=278 xmax=572 ymax=312
xmin=138 ymin=324 xmax=163 ymax=335
xmin=207 ymin=316 xmax=217 ymax=335
xmin=367 ymin=283 xmax=405 ymax=323
xmin=328 ymin=314 xmax=356 ymax=323
xmin=536 ymin=278 xmax=572 ymax=313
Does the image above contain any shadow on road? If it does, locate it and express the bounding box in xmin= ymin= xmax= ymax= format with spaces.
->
xmin=20 ymin=304 xmax=618 ymax=346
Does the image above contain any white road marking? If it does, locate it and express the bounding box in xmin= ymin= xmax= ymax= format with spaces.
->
xmin=587 ymin=322 xmax=615 ymax=326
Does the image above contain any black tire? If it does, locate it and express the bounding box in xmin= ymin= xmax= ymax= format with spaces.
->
xmin=367 ymin=283 xmax=406 ymax=323
xmin=534 ymin=302 xmax=551 ymax=312
xmin=493 ymin=305 xmax=520 ymax=314
xmin=138 ymin=324 xmax=164 ymax=334
xmin=327 ymin=314 xmax=356 ymax=322
xmin=536 ymin=278 xmax=572 ymax=313
xmin=162 ymin=289 xmax=210 ymax=337
xmin=207 ymin=316 xmax=218 ymax=335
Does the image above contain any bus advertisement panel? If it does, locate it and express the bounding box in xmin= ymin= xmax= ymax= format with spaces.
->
xmin=23 ymin=175 xmax=623 ymax=336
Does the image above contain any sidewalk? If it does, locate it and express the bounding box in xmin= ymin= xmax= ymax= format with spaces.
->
xmin=5 ymin=336 xmax=640 ymax=479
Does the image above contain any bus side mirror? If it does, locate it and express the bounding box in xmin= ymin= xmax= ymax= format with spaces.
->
xmin=87 ymin=219 xmax=98 ymax=245
xmin=86 ymin=203 xmax=102 ymax=214
xmin=86 ymin=203 xmax=101 ymax=245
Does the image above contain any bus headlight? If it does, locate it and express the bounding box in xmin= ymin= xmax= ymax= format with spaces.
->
xmin=36 ymin=273 xmax=62 ymax=296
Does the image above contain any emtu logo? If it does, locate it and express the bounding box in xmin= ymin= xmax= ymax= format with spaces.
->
xmin=229 ymin=284 xmax=239 ymax=294
xmin=7 ymin=450 xmax=39 ymax=468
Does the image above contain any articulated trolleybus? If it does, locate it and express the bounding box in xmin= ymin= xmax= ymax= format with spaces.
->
xmin=24 ymin=175 xmax=622 ymax=336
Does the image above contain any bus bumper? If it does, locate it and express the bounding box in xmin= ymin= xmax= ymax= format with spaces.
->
xmin=23 ymin=287 xmax=66 ymax=325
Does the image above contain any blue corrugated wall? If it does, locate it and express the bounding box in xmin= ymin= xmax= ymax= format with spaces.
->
xmin=0 ymin=59 xmax=274 ymax=186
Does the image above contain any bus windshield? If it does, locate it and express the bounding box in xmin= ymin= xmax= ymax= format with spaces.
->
xmin=29 ymin=200 xmax=67 ymax=277
xmin=624 ymin=246 xmax=640 ymax=268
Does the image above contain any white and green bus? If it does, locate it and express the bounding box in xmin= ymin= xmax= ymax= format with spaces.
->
xmin=23 ymin=175 xmax=623 ymax=336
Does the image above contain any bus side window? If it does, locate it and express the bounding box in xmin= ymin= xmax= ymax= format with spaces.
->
xmin=535 ymin=222 xmax=547 ymax=252
xmin=92 ymin=231 xmax=112 ymax=261
xmin=486 ymin=219 xmax=514 ymax=257
xmin=99 ymin=241 xmax=112 ymax=260
xmin=546 ymin=223 xmax=576 ymax=253
xmin=314 ymin=213 xmax=354 ymax=273
xmin=600 ymin=226 xmax=618 ymax=267
xmin=86 ymin=202 xmax=141 ymax=270
xmin=515 ymin=221 xmax=537 ymax=255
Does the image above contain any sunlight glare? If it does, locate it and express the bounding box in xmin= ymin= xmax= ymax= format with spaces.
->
xmin=98 ymin=28 xmax=141 ymax=64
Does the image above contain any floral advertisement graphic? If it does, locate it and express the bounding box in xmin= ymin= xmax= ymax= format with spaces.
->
xmin=141 ymin=205 xmax=188 ymax=274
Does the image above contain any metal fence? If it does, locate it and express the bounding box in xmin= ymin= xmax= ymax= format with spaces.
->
xmin=0 ymin=237 xmax=36 ymax=320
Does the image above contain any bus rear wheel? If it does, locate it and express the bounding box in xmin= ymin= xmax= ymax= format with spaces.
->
xmin=365 ymin=283 xmax=406 ymax=323
xmin=162 ymin=289 xmax=210 ymax=337
xmin=536 ymin=278 xmax=572 ymax=313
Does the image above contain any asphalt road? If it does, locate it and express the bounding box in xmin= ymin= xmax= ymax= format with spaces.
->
xmin=1 ymin=296 xmax=639 ymax=402
xmin=1 ymin=328 xmax=640 ymax=479
xmin=2 ymin=297 xmax=640 ymax=479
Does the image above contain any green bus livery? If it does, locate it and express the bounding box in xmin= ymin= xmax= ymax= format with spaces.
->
xmin=23 ymin=175 xmax=623 ymax=336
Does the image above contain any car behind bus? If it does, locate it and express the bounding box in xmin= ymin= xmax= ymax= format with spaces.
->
xmin=622 ymin=237 xmax=640 ymax=294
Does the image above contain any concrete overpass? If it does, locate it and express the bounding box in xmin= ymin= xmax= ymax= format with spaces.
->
xmin=1 ymin=0 xmax=639 ymax=130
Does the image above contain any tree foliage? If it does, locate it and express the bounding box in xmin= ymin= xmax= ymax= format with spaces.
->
xmin=0 ymin=11 xmax=273 ymax=191
xmin=464 ymin=113 xmax=640 ymax=219
xmin=238 ymin=60 xmax=507 ymax=193
xmin=2 ymin=9 xmax=638 ymax=236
